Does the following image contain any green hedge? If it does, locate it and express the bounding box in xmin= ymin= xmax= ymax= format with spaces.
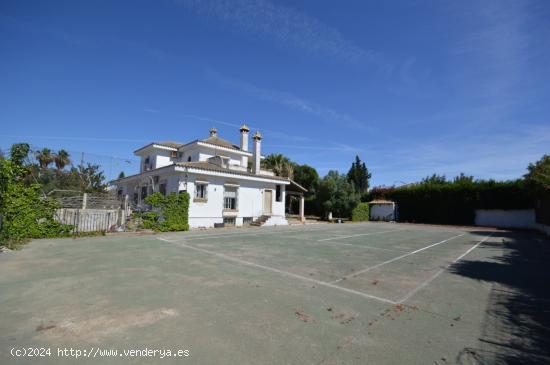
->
xmin=143 ymin=192 xmax=190 ymax=231
xmin=0 ymin=183 xmax=72 ymax=245
xmin=369 ymin=180 xmax=532 ymax=225
xmin=352 ymin=203 xmax=370 ymax=221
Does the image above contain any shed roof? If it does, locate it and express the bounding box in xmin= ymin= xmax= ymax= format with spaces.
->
xmin=368 ymin=199 xmax=395 ymax=204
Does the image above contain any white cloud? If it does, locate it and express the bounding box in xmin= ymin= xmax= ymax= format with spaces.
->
xmin=205 ymin=70 xmax=368 ymax=130
xmin=178 ymin=0 xmax=387 ymax=68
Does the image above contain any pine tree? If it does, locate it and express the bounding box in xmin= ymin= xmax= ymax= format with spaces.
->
xmin=347 ymin=155 xmax=371 ymax=193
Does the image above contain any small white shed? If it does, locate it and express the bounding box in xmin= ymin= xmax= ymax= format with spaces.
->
xmin=368 ymin=200 xmax=396 ymax=221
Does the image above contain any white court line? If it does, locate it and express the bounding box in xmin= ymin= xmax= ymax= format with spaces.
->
xmin=161 ymin=223 xmax=390 ymax=242
xmin=398 ymin=232 xmax=495 ymax=303
xmin=159 ymin=226 xmax=327 ymax=242
xmin=317 ymin=229 xmax=401 ymax=242
xmin=157 ymin=237 xmax=397 ymax=305
xmin=330 ymin=233 xmax=466 ymax=284
xmin=340 ymin=243 xmax=405 ymax=253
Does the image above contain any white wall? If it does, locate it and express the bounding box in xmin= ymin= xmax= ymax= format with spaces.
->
xmin=475 ymin=209 xmax=536 ymax=229
xmin=193 ymin=146 xmax=244 ymax=166
xmin=184 ymin=174 xmax=286 ymax=228
xmin=135 ymin=146 xmax=178 ymax=172
xmin=370 ymin=204 xmax=395 ymax=221
xmin=155 ymin=152 xmax=173 ymax=168
xmin=118 ymin=169 xmax=287 ymax=228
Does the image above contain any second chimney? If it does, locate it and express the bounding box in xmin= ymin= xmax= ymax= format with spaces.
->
xmin=252 ymin=131 xmax=262 ymax=175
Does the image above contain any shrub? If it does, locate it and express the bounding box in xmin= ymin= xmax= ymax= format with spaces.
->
xmin=351 ymin=203 xmax=370 ymax=221
xmin=316 ymin=171 xmax=360 ymax=218
xmin=0 ymin=183 xmax=72 ymax=246
xmin=143 ymin=192 xmax=189 ymax=232
xmin=141 ymin=211 xmax=161 ymax=230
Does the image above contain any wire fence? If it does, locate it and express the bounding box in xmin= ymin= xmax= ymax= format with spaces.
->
xmin=0 ymin=143 xmax=140 ymax=182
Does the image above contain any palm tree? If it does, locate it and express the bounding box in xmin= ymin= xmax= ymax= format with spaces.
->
xmin=35 ymin=148 xmax=54 ymax=169
xmin=262 ymin=153 xmax=295 ymax=179
xmin=54 ymin=149 xmax=71 ymax=170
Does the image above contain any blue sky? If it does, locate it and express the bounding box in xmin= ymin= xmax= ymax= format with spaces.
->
xmin=1 ymin=0 xmax=549 ymax=185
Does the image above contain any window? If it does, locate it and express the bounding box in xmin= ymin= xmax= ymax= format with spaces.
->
xmin=243 ymin=217 xmax=253 ymax=225
xmin=143 ymin=156 xmax=152 ymax=171
xmin=133 ymin=193 xmax=138 ymax=205
xmin=276 ymin=185 xmax=282 ymax=202
xmin=141 ymin=186 xmax=148 ymax=200
xmin=187 ymin=156 xmax=192 ymax=162
xmin=194 ymin=183 xmax=208 ymax=200
xmin=221 ymin=157 xmax=230 ymax=168
xmin=223 ymin=217 xmax=236 ymax=226
xmin=224 ymin=186 xmax=237 ymax=210
xmin=159 ymin=183 xmax=166 ymax=196
xmin=170 ymin=151 xmax=177 ymax=158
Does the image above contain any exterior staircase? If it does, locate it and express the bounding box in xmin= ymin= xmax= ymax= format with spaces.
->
xmin=250 ymin=215 xmax=270 ymax=226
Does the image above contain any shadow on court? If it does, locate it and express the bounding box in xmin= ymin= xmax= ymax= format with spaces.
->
xmin=449 ymin=231 xmax=550 ymax=365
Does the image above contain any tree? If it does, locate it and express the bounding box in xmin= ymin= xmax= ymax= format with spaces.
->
xmin=347 ymin=155 xmax=371 ymax=193
xmin=453 ymin=173 xmax=474 ymax=184
xmin=54 ymin=149 xmax=71 ymax=171
xmin=524 ymin=155 xmax=550 ymax=192
xmin=77 ymin=163 xmax=107 ymax=192
xmin=35 ymin=148 xmax=54 ymax=169
xmin=9 ymin=143 xmax=30 ymax=167
xmin=293 ymin=164 xmax=319 ymax=194
xmin=118 ymin=171 xmax=126 ymax=179
xmin=317 ymin=170 xmax=360 ymax=218
xmin=421 ymin=174 xmax=447 ymax=185
xmin=262 ymin=153 xmax=295 ymax=178
xmin=0 ymin=149 xmax=4 ymax=161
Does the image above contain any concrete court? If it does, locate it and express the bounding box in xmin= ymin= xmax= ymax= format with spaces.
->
xmin=1 ymin=222 xmax=549 ymax=364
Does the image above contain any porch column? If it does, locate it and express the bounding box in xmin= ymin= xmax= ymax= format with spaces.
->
xmin=299 ymin=194 xmax=305 ymax=223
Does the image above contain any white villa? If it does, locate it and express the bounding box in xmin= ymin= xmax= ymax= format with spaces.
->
xmin=115 ymin=125 xmax=306 ymax=228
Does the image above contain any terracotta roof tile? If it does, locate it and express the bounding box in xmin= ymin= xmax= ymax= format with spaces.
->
xmin=176 ymin=161 xmax=289 ymax=181
xmin=155 ymin=141 xmax=184 ymax=149
xmin=200 ymin=136 xmax=241 ymax=150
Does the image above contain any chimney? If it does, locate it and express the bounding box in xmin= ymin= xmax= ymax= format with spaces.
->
xmin=209 ymin=127 xmax=217 ymax=137
xmin=240 ymin=123 xmax=250 ymax=168
xmin=252 ymin=131 xmax=262 ymax=175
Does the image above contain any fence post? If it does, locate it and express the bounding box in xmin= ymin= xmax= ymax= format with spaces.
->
xmin=82 ymin=193 xmax=88 ymax=209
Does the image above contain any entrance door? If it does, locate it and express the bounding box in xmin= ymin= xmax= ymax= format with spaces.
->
xmin=263 ymin=190 xmax=273 ymax=215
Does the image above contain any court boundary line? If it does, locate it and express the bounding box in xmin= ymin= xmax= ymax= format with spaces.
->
xmin=157 ymin=237 xmax=397 ymax=305
xmin=159 ymin=224 xmax=401 ymax=243
xmin=171 ymin=231 xmax=408 ymax=254
xmin=159 ymin=226 xmax=328 ymax=242
xmin=317 ymin=229 xmax=401 ymax=242
xmin=330 ymin=233 xmax=466 ymax=284
xmin=398 ymin=232 xmax=495 ymax=303
xmin=159 ymin=221 xmax=401 ymax=241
